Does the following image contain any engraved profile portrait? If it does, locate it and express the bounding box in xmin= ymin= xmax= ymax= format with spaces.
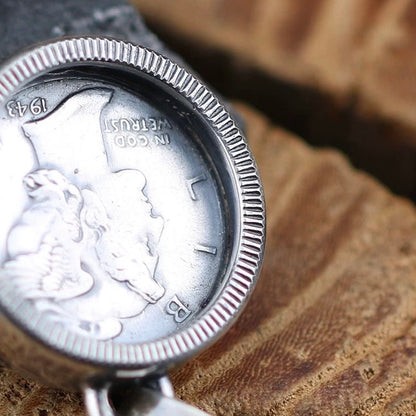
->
xmin=0 ymin=88 xmax=166 ymax=340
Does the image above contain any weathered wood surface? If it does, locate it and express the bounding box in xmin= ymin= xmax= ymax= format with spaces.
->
xmin=133 ymin=0 xmax=414 ymax=109
xmin=1 ymin=104 xmax=416 ymax=415
xmin=132 ymin=0 xmax=416 ymax=198
xmin=172 ymin=105 xmax=416 ymax=415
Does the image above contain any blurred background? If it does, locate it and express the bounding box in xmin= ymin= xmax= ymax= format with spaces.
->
xmin=133 ymin=0 xmax=416 ymax=200
xmin=1 ymin=3 xmax=416 ymax=416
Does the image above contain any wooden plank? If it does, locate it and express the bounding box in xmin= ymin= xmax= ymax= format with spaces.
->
xmin=172 ymin=104 xmax=416 ymax=415
xmin=0 ymin=366 xmax=84 ymax=415
xmin=132 ymin=0 xmax=416 ymax=199
xmin=131 ymin=0 xmax=415 ymax=123
xmin=1 ymin=104 xmax=416 ymax=414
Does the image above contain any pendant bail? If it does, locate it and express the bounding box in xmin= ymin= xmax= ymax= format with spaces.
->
xmin=84 ymin=376 xmax=211 ymax=416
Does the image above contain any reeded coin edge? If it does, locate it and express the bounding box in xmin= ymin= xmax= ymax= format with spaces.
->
xmin=0 ymin=37 xmax=266 ymax=367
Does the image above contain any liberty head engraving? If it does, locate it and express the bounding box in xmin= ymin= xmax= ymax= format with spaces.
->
xmin=0 ymin=88 xmax=166 ymax=340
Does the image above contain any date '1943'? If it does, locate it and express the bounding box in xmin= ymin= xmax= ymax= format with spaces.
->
xmin=6 ymin=97 xmax=48 ymax=118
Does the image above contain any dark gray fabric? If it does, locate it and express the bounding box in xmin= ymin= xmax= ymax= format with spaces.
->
xmin=0 ymin=0 xmax=180 ymax=63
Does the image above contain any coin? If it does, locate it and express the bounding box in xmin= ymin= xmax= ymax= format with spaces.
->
xmin=0 ymin=38 xmax=265 ymax=414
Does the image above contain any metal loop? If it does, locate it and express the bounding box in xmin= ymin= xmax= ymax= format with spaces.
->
xmin=84 ymin=376 xmax=211 ymax=416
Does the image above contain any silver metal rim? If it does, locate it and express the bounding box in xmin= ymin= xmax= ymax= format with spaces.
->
xmin=0 ymin=37 xmax=265 ymax=367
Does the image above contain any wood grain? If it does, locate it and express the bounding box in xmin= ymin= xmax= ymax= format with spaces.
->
xmin=1 ymin=104 xmax=416 ymax=415
xmin=170 ymin=104 xmax=416 ymax=415
xmin=131 ymin=0 xmax=416 ymax=125
xmin=132 ymin=0 xmax=416 ymax=199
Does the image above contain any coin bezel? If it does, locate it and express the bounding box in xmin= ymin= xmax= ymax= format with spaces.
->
xmin=0 ymin=37 xmax=265 ymax=368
